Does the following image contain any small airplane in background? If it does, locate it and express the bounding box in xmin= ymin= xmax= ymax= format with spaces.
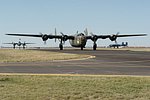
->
xmin=6 ymin=28 xmax=147 ymax=50
xmin=109 ymin=42 xmax=128 ymax=48
xmin=3 ymin=39 xmax=35 ymax=49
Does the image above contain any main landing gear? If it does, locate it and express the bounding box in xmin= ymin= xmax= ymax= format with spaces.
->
xmin=81 ymin=46 xmax=83 ymax=50
xmin=93 ymin=43 xmax=97 ymax=50
xmin=23 ymin=46 xmax=25 ymax=49
xmin=59 ymin=43 xmax=63 ymax=50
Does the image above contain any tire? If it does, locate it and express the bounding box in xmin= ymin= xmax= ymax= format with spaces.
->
xmin=81 ymin=47 xmax=83 ymax=50
xmin=59 ymin=44 xmax=63 ymax=50
xmin=93 ymin=44 xmax=97 ymax=50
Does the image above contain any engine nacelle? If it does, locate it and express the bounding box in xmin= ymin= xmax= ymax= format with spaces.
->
xmin=42 ymin=34 xmax=49 ymax=41
xmin=109 ymin=35 xmax=117 ymax=41
xmin=91 ymin=35 xmax=98 ymax=42
xmin=62 ymin=35 xmax=68 ymax=41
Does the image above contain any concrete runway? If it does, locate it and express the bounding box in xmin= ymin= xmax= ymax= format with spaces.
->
xmin=0 ymin=48 xmax=150 ymax=75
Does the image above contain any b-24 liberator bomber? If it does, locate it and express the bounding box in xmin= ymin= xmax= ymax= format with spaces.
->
xmin=6 ymin=28 xmax=147 ymax=50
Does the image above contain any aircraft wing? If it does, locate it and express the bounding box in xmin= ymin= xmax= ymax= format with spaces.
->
xmin=24 ymin=43 xmax=35 ymax=44
xmin=86 ymin=35 xmax=110 ymax=39
xmin=6 ymin=33 xmax=147 ymax=42
xmin=6 ymin=33 xmax=74 ymax=40
xmin=86 ymin=33 xmax=147 ymax=41
xmin=6 ymin=33 xmax=42 ymax=37
xmin=113 ymin=34 xmax=147 ymax=37
xmin=3 ymin=43 xmax=14 ymax=44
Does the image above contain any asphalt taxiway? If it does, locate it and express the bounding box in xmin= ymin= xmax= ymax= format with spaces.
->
xmin=0 ymin=48 xmax=150 ymax=75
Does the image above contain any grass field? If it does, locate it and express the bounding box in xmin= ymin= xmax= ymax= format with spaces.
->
xmin=0 ymin=74 xmax=150 ymax=100
xmin=0 ymin=49 xmax=91 ymax=63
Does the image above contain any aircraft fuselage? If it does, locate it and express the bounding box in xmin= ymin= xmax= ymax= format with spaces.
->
xmin=17 ymin=41 xmax=22 ymax=46
xmin=69 ymin=33 xmax=87 ymax=48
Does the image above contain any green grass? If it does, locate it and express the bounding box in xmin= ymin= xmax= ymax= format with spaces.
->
xmin=0 ymin=75 xmax=150 ymax=100
xmin=0 ymin=49 xmax=91 ymax=63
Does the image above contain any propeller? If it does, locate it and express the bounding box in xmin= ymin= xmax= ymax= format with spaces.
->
xmin=39 ymin=32 xmax=43 ymax=35
xmin=109 ymin=32 xmax=120 ymax=43
xmin=38 ymin=32 xmax=49 ymax=44
xmin=44 ymin=41 xmax=46 ymax=45
xmin=90 ymin=32 xmax=98 ymax=42
xmin=41 ymin=33 xmax=49 ymax=44
xmin=60 ymin=32 xmax=68 ymax=44
xmin=60 ymin=32 xmax=64 ymax=36
xmin=23 ymin=41 xmax=26 ymax=45
xmin=115 ymin=32 xmax=120 ymax=43
xmin=90 ymin=32 xmax=94 ymax=36
xmin=76 ymin=31 xmax=78 ymax=34
xmin=90 ymin=32 xmax=98 ymax=50
xmin=55 ymin=28 xmax=57 ymax=42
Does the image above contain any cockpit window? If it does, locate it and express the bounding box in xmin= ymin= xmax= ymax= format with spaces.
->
xmin=77 ymin=33 xmax=84 ymax=36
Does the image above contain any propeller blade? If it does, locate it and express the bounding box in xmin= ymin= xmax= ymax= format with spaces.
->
xmin=116 ymin=32 xmax=120 ymax=35
xmin=63 ymin=41 xmax=65 ymax=44
xmin=76 ymin=31 xmax=78 ymax=34
xmin=112 ymin=32 xmax=120 ymax=42
xmin=44 ymin=41 xmax=46 ymax=45
xmin=90 ymin=32 xmax=94 ymax=36
xmin=39 ymin=32 xmax=43 ymax=35
xmin=60 ymin=32 xmax=64 ymax=36
xmin=58 ymin=39 xmax=61 ymax=42
xmin=55 ymin=28 xmax=57 ymax=42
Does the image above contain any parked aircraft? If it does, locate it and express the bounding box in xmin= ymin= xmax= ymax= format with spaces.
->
xmin=109 ymin=42 xmax=128 ymax=48
xmin=6 ymin=28 xmax=147 ymax=50
xmin=3 ymin=39 xmax=35 ymax=49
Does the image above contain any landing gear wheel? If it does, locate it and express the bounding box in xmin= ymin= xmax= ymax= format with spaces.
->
xmin=93 ymin=44 xmax=97 ymax=50
xmin=59 ymin=44 xmax=63 ymax=50
xmin=81 ymin=47 xmax=83 ymax=50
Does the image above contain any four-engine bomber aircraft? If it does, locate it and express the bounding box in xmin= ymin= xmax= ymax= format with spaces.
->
xmin=3 ymin=39 xmax=35 ymax=49
xmin=6 ymin=28 xmax=147 ymax=50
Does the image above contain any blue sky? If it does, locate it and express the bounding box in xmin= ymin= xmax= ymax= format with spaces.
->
xmin=0 ymin=0 xmax=150 ymax=47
